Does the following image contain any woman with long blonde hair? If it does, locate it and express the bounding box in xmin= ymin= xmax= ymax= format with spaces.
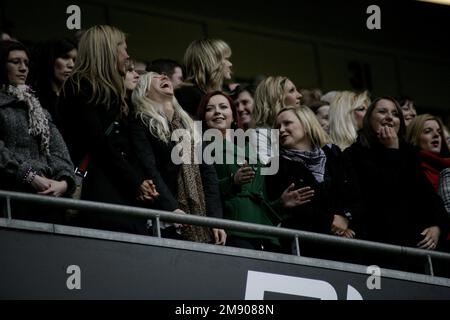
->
xmin=130 ymin=72 xmax=226 ymax=245
xmin=175 ymin=38 xmax=233 ymax=117
xmin=59 ymin=25 xmax=158 ymax=234
xmin=250 ymin=76 xmax=302 ymax=164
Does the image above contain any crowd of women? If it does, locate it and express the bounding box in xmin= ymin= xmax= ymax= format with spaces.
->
xmin=1 ymin=25 xmax=449 ymax=268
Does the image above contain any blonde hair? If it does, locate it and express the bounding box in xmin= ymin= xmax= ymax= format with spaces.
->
xmin=184 ymin=38 xmax=231 ymax=92
xmin=253 ymin=76 xmax=291 ymax=128
xmin=68 ymin=25 xmax=128 ymax=116
xmin=406 ymin=114 xmax=445 ymax=149
xmin=276 ymin=106 xmax=331 ymax=149
xmin=328 ymin=90 xmax=370 ymax=150
xmin=132 ymin=72 xmax=196 ymax=144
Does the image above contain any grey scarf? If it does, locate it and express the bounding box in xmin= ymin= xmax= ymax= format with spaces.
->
xmin=281 ymin=147 xmax=326 ymax=183
xmin=6 ymin=85 xmax=50 ymax=156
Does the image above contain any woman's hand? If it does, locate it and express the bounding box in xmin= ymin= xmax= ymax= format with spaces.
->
xmin=212 ymin=228 xmax=227 ymax=245
xmin=173 ymin=208 xmax=187 ymax=229
xmin=281 ymin=183 xmax=314 ymax=208
xmin=377 ymin=126 xmax=399 ymax=149
xmin=38 ymin=179 xmax=68 ymax=197
xmin=233 ymin=161 xmax=255 ymax=185
xmin=30 ymin=174 xmax=51 ymax=192
xmin=417 ymin=226 xmax=441 ymax=250
xmin=136 ymin=180 xmax=159 ymax=202
xmin=331 ymin=214 xmax=355 ymax=238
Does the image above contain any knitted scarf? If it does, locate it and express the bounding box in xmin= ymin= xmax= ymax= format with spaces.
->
xmin=5 ymin=84 xmax=50 ymax=156
xmin=419 ymin=150 xmax=450 ymax=192
xmin=171 ymin=111 xmax=212 ymax=243
xmin=281 ymin=147 xmax=326 ymax=183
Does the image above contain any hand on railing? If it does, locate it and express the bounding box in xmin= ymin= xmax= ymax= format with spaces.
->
xmin=173 ymin=208 xmax=188 ymax=229
xmin=212 ymin=228 xmax=227 ymax=245
xmin=280 ymin=183 xmax=314 ymax=208
xmin=331 ymin=214 xmax=355 ymax=238
xmin=418 ymin=226 xmax=440 ymax=250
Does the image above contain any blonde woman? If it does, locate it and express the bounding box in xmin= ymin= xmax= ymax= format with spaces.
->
xmin=266 ymin=106 xmax=358 ymax=254
xmin=59 ymin=25 xmax=158 ymax=234
xmin=175 ymin=38 xmax=233 ymax=117
xmin=406 ymin=114 xmax=450 ymax=190
xmin=328 ymin=90 xmax=370 ymax=150
xmin=251 ymin=76 xmax=302 ymax=164
xmin=130 ymin=72 xmax=226 ymax=245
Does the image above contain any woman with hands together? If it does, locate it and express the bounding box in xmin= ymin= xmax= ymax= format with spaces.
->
xmin=0 ymin=40 xmax=75 ymax=223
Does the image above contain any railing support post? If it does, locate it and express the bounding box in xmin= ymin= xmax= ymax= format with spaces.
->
xmin=6 ymin=197 xmax=11 ymax=220
xmin=294 ymin=236 xmax=301 ymax=256
xmin=152 ymin=215 xmax=161 ymax=238
xmin=425 ymin=255 xmax=434 ymax=276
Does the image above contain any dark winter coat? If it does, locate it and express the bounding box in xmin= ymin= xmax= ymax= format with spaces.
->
xmin=129 ymin=115 xmax=223 ymax=219
xmin=59 ymin=78 xmax=148 ymax=234
xmin=343 ymin=138 xmax=449 ymax=247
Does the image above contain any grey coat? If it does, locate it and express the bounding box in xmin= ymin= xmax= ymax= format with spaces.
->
xmin=0 ymin=91 xmax=75 ymax=194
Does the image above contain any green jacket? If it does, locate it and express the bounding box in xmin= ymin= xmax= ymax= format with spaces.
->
xmin=214 ymin=139 xmax=281 ymax=245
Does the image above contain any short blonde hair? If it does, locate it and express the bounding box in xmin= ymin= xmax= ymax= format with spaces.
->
xmin=276 ymin=106 xmax=331 ymax=149
xmin=329 ymin=90 xmax=370 ymax=150
xmin=184 ymin=38 xmax=231 ymax=92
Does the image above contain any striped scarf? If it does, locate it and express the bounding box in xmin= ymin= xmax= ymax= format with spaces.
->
xmin=281 ymin=147 xmax=326 ymax=183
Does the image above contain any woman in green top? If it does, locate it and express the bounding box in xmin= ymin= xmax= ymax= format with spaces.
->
xmin=197 ymin=91 xmax=314 ymax=252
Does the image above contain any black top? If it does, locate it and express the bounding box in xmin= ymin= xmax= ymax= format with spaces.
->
xmin=129 ymin=115 xmax=223 ymax=219
xmin=343 ymin=138 xmax=449 ymax=247
xmin=59 ymin=79 xmax=144 ymax=205
xmin=174 ymin=84 xmax=204 ymax=118
xmin=36 ymin=88 xmax=62 ymax=129
xmin=266 ymin=144 xmax=359 ymax=234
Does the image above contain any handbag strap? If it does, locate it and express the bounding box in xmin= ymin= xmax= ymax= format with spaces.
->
xmin=74 ymin=121 xmax=118 ymax=178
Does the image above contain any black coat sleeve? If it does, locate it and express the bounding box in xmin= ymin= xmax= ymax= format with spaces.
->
xmin=200 ymin=160 xmax=223 ymax=219
xmin=61 ymin=82 xmax=143 ymax=195
xmin=129 ymin=118 xmax=179 ymax=212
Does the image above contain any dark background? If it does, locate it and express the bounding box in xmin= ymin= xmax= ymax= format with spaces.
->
xmin=1 ymin=0 xmax=449 ymax=119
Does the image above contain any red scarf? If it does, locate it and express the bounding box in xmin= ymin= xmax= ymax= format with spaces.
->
xmin=419 ymin=150 xmax=450 ymax=192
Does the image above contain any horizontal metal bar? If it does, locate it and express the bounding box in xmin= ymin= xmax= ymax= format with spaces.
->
xmin=1 ymin=190 xmax=450 ymax=263
xmin=2 ymin=219 xmax=450 ymax=288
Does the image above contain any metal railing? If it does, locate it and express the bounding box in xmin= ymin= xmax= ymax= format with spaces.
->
xmin=1 ymin=190 xmax=450 ymax=277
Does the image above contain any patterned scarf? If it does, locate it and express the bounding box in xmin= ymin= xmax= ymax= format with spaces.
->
xmin=171 ymin=111 xmax=212 ymax=243
xmin=6 ymin=84 xmax=50 ymax=156
xmin=281 ymin=147 xmax=326 ymax=183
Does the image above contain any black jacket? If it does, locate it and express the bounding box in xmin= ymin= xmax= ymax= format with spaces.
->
xmin=129 ymin=115 xmax=223 ymax=218
xmin=266 ymin=144 xmax=359 ymax=234
xmin=174 ymin=84 xmax=204 ymax=118
xmin=59 ymin=79 xmax=148 ymax=233
xmin=343 ymin=138 xmax=449 ymax=247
